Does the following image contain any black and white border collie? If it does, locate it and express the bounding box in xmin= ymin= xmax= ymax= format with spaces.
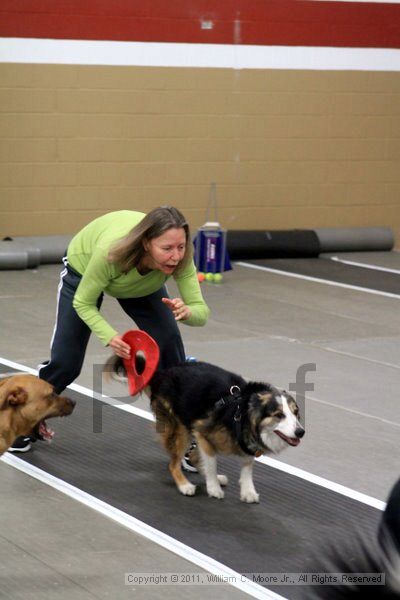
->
xmin=148 ymin=361 xmax=305 ymax=503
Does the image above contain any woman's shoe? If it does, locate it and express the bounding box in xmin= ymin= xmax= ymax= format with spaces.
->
xmin=8 ymin=436 xmax=32 ymax=453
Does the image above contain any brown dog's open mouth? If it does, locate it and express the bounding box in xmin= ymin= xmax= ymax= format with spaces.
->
xmin=33 ymin=420 xmax=55 ymax=442
xmin=274 ymin=431 xmax=301 ymax=446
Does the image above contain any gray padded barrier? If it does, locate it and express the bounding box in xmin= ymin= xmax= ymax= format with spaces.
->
xmin=226 ymin=229 xmax=321 ymax=259
xmin=0 ymin=242 xmax=31 ymax=270
xmin=0 ymin=235 xmax=72 ymax=269
xmin=8 ymin=235 xmax=72 ymax=264
xmin=0 ymin=228 xmax=394 ymax=271
xmin=315 ymin=227 xmax=394 ymax=253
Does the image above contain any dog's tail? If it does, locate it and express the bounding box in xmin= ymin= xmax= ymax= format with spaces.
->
xmin=104 ymin=355 xmax=127 ymax=383
xmin=104 ymin=353 xmax=147 ymax=384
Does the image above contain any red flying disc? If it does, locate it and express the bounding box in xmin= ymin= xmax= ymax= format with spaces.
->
xmin=122 ymin=330 xmax=160 ymax=396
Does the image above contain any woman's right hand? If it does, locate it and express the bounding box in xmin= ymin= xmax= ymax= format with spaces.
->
xmin=109 ymin=334 xmax=131 ymax=359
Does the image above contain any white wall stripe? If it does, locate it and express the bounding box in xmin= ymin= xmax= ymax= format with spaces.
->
xmin=1 ymin=38 xmax=400 ymax=71
xmin=0 ymin=356 xmax=386 ymax=509
xmin=235 ymin=261 xmax=400 ymax=300
xmin=0 ymin=453 xmax=282 ymax=600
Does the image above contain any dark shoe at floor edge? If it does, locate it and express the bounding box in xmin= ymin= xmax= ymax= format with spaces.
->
xmin=8 ymin=436 xmax=32 ymax=453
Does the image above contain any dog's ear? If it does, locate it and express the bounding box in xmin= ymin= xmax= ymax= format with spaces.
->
xmin=0 ymin=378 xmax=11 ymax=409
xmin=7 ymin=386 xmax=28 ymax=406
xmin=0 ymin=377 xmax=10 ymax=389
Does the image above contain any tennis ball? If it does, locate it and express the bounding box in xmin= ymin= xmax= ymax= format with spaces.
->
xmin=197 ymin=272 xmax=205 ymax=282
xmin=205 ymin=272 xmax=214 ymax=282
xmin=213 ymin=272 xmax=223 ymax=282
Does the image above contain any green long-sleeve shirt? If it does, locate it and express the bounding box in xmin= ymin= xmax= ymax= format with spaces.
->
xmin=67 ymin=211 xmax=210 ymax=345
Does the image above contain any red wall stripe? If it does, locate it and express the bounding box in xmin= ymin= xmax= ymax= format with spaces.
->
xmin=0 ymin=0 xmax=399 ymax=49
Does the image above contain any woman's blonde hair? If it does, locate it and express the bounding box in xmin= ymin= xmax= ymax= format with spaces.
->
xmin=108 ymin=206 xmax=192 ymax=275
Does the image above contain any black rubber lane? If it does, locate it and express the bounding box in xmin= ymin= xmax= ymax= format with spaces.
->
xmin=1 ymin=363 xmax=382 ymax=599
xmin=243 ymin=257 xmax=400 ymax=296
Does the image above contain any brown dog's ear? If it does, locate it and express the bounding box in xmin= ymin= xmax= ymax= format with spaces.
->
xmin=7 ymin=386 xmax=28 ymax=406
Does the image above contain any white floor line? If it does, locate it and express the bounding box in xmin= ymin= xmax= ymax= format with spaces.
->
xmin=0 ymin=454 xmax=281 ymax=600
xmin=0 ymin=358 xmax=37 ymax=375
xmin=330 ymin=256 xmax=400 ymax=275
xmin=0 ymin=371 xmax=28 ymax=378
xmin=308 ymin=393 xmax=400 ymax=430
xmin=235 ymin=261 xmax=400 ymax=300
xmin=317 ymin=345 xmax=400 ymax=372
xmin=0 ymin=357 xmax=386 ymax=511
xmin=257 ymin=456 xmax=386 ymax=511
xmin=0 ymin=294 xmax=34 ymax=299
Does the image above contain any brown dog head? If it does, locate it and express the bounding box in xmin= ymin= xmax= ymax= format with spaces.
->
xmin=0 ymin=374 xmax=75 ymax=451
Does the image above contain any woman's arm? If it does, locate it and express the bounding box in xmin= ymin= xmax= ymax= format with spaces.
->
xmin=173 ymin=261 xmax=210 ymax=326
xmin=72 ymin=248 xmax=119 ymax=345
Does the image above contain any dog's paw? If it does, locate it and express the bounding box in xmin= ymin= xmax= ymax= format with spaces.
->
xmin=240 ymin=489 xmax=260 ymax=504
xmin=217 ymin=474 xmax=228 ymax=487
xmin=207 ymin=483 xmax=225 ymax=499
xmin=179 ymin=482 xmax=196 ymax=496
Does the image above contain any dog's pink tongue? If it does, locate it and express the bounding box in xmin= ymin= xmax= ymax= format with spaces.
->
xmin=288 ymin=437 xmax=300 ymax=447
xmin=39 ymin=420 xmax=55 ymax=441
xmin=275 ymin=431 xmax=301 ymax=446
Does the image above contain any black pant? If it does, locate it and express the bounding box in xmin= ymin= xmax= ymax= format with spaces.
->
xmin=39 ymin=263 xmax=186 ymax=394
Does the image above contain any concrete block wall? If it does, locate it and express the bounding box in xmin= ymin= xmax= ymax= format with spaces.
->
xmin=0 ymin=0 xmax=399 ymax=241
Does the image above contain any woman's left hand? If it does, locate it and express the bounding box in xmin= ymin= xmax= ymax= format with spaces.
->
xmin=162 ymin=297 xmax=192 ymax=321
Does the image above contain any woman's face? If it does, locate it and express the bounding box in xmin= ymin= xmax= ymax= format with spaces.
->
xmin=144 ymin=227 xmax=187 ymax=275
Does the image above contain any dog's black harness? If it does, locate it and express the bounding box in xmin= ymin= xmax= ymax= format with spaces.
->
xmin=214 ymin=386 xmax=263 ymax=458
